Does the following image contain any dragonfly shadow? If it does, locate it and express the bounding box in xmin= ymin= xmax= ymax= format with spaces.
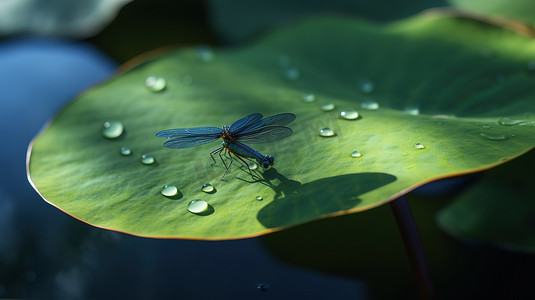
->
xmin=256 ymin=170 xmax=397 ymax=229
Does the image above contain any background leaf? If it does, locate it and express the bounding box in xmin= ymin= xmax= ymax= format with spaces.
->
xmin=437 ymin=149 xmax=535 ymax=253
xmin=449 ymin=0 xmax=535 ymax=24
xmin=28 ymin=15 xmax=535 ymax=239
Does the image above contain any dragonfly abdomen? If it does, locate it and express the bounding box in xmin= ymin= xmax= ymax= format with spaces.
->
xmin=224 ymin=141 xmax=274 ymax=168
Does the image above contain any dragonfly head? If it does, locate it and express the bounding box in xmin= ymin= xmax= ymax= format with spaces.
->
xmin=260 ymin=155 xmax=274 ymax=168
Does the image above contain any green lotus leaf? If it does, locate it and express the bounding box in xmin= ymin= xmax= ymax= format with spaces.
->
xmin=450 ymin=0 xmax=535 ymax=24
xmin=28 ymin=15 xmax=535 ymax=239
xmin=437 ymin=149 xmax=535 ymax=253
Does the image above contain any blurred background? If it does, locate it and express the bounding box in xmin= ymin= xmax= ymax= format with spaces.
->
xmin=1 ymin=0 xmax=534 ymax=299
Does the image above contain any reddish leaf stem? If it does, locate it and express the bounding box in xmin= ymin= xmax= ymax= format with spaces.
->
xmin=390 ymin=196 xmax=435 ymax=299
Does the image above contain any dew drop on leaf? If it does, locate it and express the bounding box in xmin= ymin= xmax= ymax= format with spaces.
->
xmin=340 ymin=109 xmax=359 ymax=120
xmin=319 ymin=128 xmax=335 ymax=137
xmin=120 ymin=146 xmax=131 ymax=156
xmin=188 ymin=199 xmax=208 ymax=214
xmin=498 ymin=117 xmax=523 ymax=126
xmin=498 ymin=117 xmax=535 ymax=126
xmin=361 ymin=100 xmax=379 ymax=110
xmin=414 ymin=143 xmax=425 ymax=149
xmin=301 ymin=93 xmax=315 ymax=102
xmin=321 ymin=103 xmax=335 ymax=111
xmin=404 ymin=105 xmax=420 ymax=115
xmin=248 ymin=162 xmax=258 ymax=170
xmin=256 ymin=196 xmax=263 ymax=201
xmin=432 ymin=114 xmax=452 ymax=119
xmin=480 ymin=132 xmax=507 ymax=140
xmin=350 ymin=150 xmax=362 ymax=158
xmin=140 ymin=154 xmax=155 ymax=165
xmin=161 ymin=184 xmax=178 ymax=197
xmin=145 ymin=75 xmax=166 ymax=92
xmin=201 ymin=183 xmax=214 ymax=193
xmin=102 ymin=121 xmax=123 ymax=139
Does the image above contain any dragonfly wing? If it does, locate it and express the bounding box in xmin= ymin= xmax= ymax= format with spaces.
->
xmin=156 ymin=126 xmax=222 ymax=138
xmin=163 ymin=135 xmax=220 ymax=149
xmin=237 ymin=113 xmax=296 ymax=133
xmin=229 ymin=113 xmax=263 ymax=133
xmin=261 ymin=113 xmax=296 ymax=126
xmin=236 ymin=126 xmax=293 ymax=144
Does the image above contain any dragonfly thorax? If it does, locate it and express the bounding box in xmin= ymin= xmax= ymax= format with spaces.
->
xmin=221 ymin=125 xmax=235 ymax=142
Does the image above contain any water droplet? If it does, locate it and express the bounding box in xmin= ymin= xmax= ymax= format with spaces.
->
xmin=361 ymin=100 xmax=379 ymax=110
xmin=414 ymin=143 xmax=425 ymax=149
xmin=358 ymin=79 xmax=374 ymax=93
xmin=120 ymin=146 xmax=131 ymax=156
xmin=248 ymin=161 xmax=258 ymax=170
xmin=301 ymin=93 xmax=315 ymax=102
xmin=182 ymin=75 xmax=193 ymax=85
xmin=102 ymin=121 xmax=124 ymax=138
xmin=319 ymin=128 xmax=335 ymax=137
xmin=321 ymin=103 xmax=335 ymax=111
xmin=257 ymin=283 xmax=270 ymax=291
xmin=340 ymin=109 xmax=359 ymax=120
xmin=161 ymin=184 xmax=178 ymax=197
xmin=141 ymin=154 xmax=155 ymax=165
xmin=256 ymin=196 xmax=263 ymax=201
xmin=404 ymin=105 xmax=420 ymax=115
xmin=145 ymin=75 xmax=166 ymax=92
xmin=196 ymin=46 xmax=214 ymax=62
xmin=498 ymin=117 xmax=523 ymax=126
xmin=201 ymin=183 xmax=214 ymax=193
xmin=480 ymin=132 xmax=507 ymax=140
xmin=188 ymin=199 xmax=208 ymax=214
xmin=278 ymin=55 xmax=291 ymax=67
xmin=284 ymin=67 xmax=300 ymax=80
xmin=432 ymin=114 xmax=452 ymax=119
xmin=528 ymin=60 xmax=535 ymax=71
xmin=498 ymin=116 xmax=535 ymax=126
xmin=350 ymin=150 xmax=362 ymax=158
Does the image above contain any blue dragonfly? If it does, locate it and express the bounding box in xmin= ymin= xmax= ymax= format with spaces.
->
xmin=156 ymin=113 xmax=296 ymax=180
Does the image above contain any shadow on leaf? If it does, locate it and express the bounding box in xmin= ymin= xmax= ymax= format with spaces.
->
xmin=257 ymin=170 xmax=397 ymax=228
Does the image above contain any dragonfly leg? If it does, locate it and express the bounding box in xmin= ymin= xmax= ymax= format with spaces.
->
xmin=233 ymin=155 xmax=256 ymax=180
xmin=210 ymin=146 xmax=223 ymax=165
xmin=218 ymin=148 xmax=229 ymax=170
xmin=220 ymin=152 xmax=234 ymax=180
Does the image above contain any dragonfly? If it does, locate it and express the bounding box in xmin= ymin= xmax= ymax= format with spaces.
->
xmin=156 ymin=113 xmax=296 ymax=180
